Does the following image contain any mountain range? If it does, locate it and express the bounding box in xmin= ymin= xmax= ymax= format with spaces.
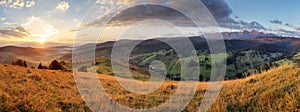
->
xmin=0 ymin=31 xmax=298 ymax=80
xmin=220 ymin=30 xmax=277 ymax=39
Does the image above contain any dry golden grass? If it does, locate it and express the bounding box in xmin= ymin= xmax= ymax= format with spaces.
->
xmin=0 ymin=64 xmax=89 ymax=112
xmin=208 ymin=65 xmax=300 ymax=112
xmin=0 ymin=64 xmax=299 ymax=111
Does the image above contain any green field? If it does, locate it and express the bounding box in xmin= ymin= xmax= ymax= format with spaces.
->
xmin=131 ymin=49 xmax=283 ymax=80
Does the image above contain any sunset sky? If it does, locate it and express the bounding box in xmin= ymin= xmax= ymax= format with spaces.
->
xmin=0 ymin=0 xmax=299 ymax=47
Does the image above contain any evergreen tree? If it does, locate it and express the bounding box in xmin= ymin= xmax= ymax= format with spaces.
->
xmin=23 ymin=61 xmax=27 ymax=67
xmin=38 ymin=63 xmax=43 ymax=69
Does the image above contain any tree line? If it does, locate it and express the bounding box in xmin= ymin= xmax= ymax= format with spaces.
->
xmin=12 ymin=59 xmax=66 ymax=71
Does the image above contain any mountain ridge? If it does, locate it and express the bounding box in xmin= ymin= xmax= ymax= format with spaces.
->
xmin=220 ymin=30 xmax=277 ymax=39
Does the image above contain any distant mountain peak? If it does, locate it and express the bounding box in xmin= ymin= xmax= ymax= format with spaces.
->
xmin=243 ymin=30 xmax=250 ymax=34
xmin=261 ymin=31 xmax=268 ymax=35
xmin=250 ymin=30 xmax=259 ymax=35
xmin=221 ymin=30 xmax=277 ymax=39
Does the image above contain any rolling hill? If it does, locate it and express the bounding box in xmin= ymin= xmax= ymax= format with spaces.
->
xmin=69 ymin=36 xmax=300 ymax=60
xmin=0 ymin=46 xmax=71 ymax=67
xmin=0 ymin=64 xmax=299 ymax=111
xmin=2 ymin=36 xmax=299 ymax=80
xmin=126 ymin=37 xmax=300 ymax=80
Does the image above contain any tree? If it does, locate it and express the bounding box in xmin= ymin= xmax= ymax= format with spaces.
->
xmin=23 ymin=61 xmax=27 ymax=67
xmin=199 ymin=74 xmax=204 ymax=82
xmin=38 ymin=63 xmax=43 ymax=69
xmin=12 ymin=59 xmax=27 ymax=67
xmin=12 ymin=59 xmax=22 ymax=66
xmin=49 ymin=60 xmax=65 ymax=70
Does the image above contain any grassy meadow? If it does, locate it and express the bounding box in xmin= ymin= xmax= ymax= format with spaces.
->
xmin=0 ymin=63 xmax=299 ymax=111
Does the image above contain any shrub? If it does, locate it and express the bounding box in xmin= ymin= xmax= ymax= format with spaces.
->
xmin=12 ymin=59 xmax=27 ymax=68
xmin=42 ymin=66 xmax=48 ymax=69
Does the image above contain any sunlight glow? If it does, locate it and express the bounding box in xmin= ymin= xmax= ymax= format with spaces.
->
xmin=37 ymin=37 xmax=46 ymax=44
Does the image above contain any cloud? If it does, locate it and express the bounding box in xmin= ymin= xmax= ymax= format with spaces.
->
xmin=217 ymin=18 xmax=267 ymax=30
xmin=234 ymin=15 xmax=239 ymax=19
xmin=26 ymin=1 xmax=35 ymax=8
xmin=278 ymin=29 xmax=294 ymax=34
xmin=3 ymin=22 xmax=18 ymax=25
xmin=0 ymin=0 xmax=6 ymax=5
xmin=26 ymin=16 xmax=40 ymax=23
xmin=0 ymin=26 xmax=30 ymax=38
xmin=0 ymin=17 xmax=6 ymax=21
xmin=241 ymin=21 xmax=267 ymax=30
xmin=277 ymin=29 xmax=300 ymax=37
xmin=7 ymin=0 xmax=25 ymax=9
xmin=56 ymin=1 xmax=70 ymax=11
xmin=96 ymin=0 xmax=133 ymax=5
xmin=285 ymin=23 xmax=293 ymax=27
xmin=84 ymin=0 xmax=233 ymax=27
xmin=295 ymin=27 xmax=300 ymax=31
xmin=21 ymin=16 xmax=58 ymax=40
xmin=69 ymin=29 xmax=78 ymax=32
xmin=83 ymin=0 xmax=267 ymax=31
xmin=0 ymin=0 xmax=35 ymax=9
xmin=201 ymin=0 xmax=232 ymax=21
xmin=270 ymin=19 xmax=282 ymax=25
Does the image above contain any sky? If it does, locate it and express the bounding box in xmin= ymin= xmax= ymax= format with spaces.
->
xmin=226 ymin=0 xmax=300 ymax=36
xmin=0 ymin=0 xmax=299 ymax=47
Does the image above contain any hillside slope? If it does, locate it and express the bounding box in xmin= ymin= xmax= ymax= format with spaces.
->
xmin=0 ymin=64 xmax=299 ymax=111
xmin=0 ymin=46 xmax=71 ymax=67
xmin=0 ymin=64 xmax=89 ymax=112
xmin=209 ymin=65 xmax=300 ymax=111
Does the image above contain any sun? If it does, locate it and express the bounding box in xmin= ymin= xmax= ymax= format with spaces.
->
xmin=37 ymin=37 xmax=46 ymax=44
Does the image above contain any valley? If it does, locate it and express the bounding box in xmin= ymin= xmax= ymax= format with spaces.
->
xmin=1 ymin=36 xmax=300 ymax=81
